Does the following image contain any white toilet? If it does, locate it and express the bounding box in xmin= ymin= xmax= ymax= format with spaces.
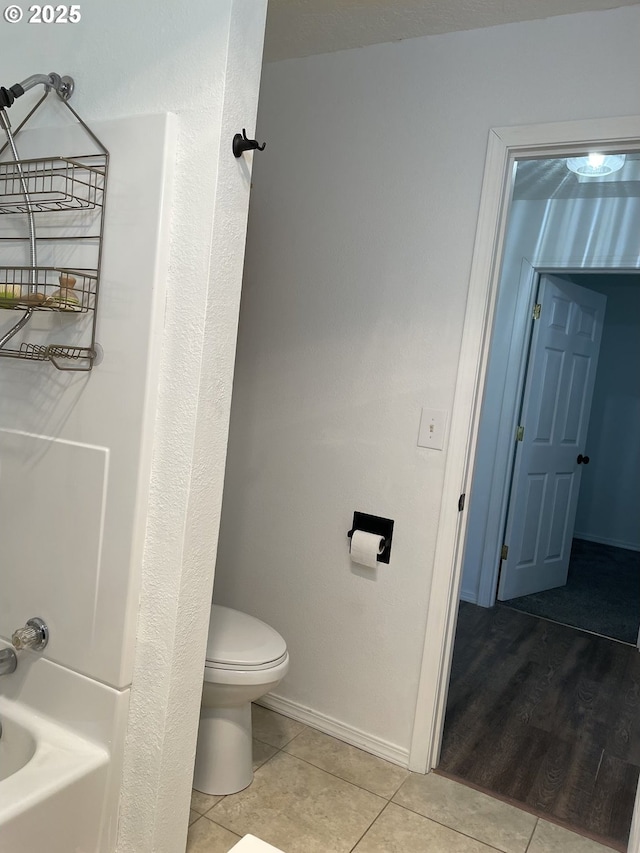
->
xmin=193 ymin=604 xmax=289 ymax=795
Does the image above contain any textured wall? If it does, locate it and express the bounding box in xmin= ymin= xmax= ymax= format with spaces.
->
xmin=120 ymin=6 xmax=268 ymax=851
xmin=1 ymin=2 xmax=268 ymax=851
xmin=216 ymin=6 xmax=640 ymax=756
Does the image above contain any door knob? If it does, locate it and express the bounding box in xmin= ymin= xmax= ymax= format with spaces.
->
xmin=577 ymin=454 xmax=590 ymax=465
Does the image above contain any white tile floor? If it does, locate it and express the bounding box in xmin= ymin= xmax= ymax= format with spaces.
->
xmin=188 ymin=706 xmax=619 ymax=853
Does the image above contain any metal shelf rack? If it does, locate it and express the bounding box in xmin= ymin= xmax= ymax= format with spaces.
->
xmin=0 ymin=154 xmax=105 ymax=214
xmin=0 ymin=89 xmax=108 ymax=371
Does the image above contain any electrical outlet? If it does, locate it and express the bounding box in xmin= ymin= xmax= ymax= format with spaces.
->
xmin=417 ymin=408 xmax=448 ymax=451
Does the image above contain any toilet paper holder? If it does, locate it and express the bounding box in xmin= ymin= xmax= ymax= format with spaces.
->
xmin=347 ymin=511 xmax=394 ymax=564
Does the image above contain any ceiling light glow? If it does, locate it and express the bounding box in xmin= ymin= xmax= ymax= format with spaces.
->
xmin=566 ymin=153 xmax=626 ymax=177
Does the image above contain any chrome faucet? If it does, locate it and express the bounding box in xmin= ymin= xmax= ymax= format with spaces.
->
xmin=0 ymin=647 xmax=17 ymax=676
xmin=0 ymin=618 xmax=48 ymax=679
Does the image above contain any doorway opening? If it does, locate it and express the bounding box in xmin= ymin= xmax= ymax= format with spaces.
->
xmin=441 ymin=150 xmax=640 ymax=849
xmin=438 ymin=151 xmax=640 ymax=849
xmin=496 ymin=270 xmax=640 ymax=646
xmin=407 ymin=117 xmax=640 ymax=853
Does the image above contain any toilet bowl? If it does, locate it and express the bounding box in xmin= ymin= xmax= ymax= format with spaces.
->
xmin=193 ymin=605 xmax=289 ymax=795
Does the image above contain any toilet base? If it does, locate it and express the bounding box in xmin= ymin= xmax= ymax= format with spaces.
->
xmin=193 ymin=702 xmax=253 ymax=795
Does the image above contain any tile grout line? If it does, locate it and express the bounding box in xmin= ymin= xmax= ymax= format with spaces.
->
xmin=202 ymin=798 xmax=523 ymax=853
xmin=200 ymin=745 xmax=296 ymax=830
xmin=262 ymin=710 xmax=547 ymax=839
xmin=268 ymin=714 xmax=543 ymax=850
xmin=276 ymin=748 xmax=404 ymax=802
xmin=524 ymin=816 xmax=539 ymax=853
xmin=204 ymin=736 xmax=534 ymax=853
xmin=194 ymin=716 xmax=302 ymax=800
xmin=384 ymin=798 xmax=532 ymax=853
xmin=203 ymin=712 xmax=545 ymax=853
xmin=354 ymin=799 xmax=528 ymax=853
xmin=203 ymin=712 xmax=553 ymax=852
xmin=195 ymin=762 xmax=529 ymax=853
xmin=254 ymin=713 xmax=428 ymax=801
xmin=254 ymin=724 xmax=308 ymax=750
xmin=347 ymin=799 xmax=393 ymax=852
xmin=192 ymin=746 xmax=284 ymax=819
xmin=192 ymin=714 xmax=624 ymax=852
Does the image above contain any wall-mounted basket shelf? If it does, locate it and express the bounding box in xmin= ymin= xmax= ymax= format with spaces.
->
xmin=0 ymin=87 xmax=109 ymax=371
xmin=6 ymin=342 xmax=96 ymax=370
xmin=0 ymin=266 xmax=98 ymax=312
xmin=0 ymin=154 xmax=106 ymax=214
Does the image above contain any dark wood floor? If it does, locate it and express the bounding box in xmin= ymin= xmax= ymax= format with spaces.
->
xmin=438 ymin=602 xmax=640 ymax=851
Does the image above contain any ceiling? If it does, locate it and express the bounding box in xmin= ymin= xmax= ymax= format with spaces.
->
xmin=263 ymin=0 xmax=640 ymax=62
xmin=513 ymin=154 xmax=640 ymax=200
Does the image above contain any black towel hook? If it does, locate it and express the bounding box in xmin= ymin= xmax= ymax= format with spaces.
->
xmin=233 ymin=128 xmax=266 ymax=158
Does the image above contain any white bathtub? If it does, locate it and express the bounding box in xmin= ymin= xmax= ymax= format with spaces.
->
xmin=0 ymin=694 xmax=110 ymax=853
xmin=0 ymin=711 xmax=36 ymax=782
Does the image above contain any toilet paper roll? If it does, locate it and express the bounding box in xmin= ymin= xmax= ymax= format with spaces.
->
xmin=350 ymin=529 xmax=385 ymax=569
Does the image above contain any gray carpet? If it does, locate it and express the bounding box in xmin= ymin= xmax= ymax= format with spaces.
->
xmin=501 ymin=538 xmax=640 ymax=645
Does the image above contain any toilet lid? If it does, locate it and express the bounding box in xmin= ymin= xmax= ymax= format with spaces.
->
xmin=206 ymin=605 xmax=287 ymax=668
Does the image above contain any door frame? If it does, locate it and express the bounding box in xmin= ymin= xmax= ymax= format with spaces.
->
xmin=408 ymin=114 xmax=640 ymax=849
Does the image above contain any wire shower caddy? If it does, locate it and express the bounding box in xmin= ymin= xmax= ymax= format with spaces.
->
xmin=0 ymin=88 xmax=108 ymax=371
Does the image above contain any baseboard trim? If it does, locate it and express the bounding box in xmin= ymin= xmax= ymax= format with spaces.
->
xmin=459 ymin=588 xmax=478 ymax=604
xmin=574 ymin=533 xmax=640 ymax=553
xmin=257 ymin=694 xmax=410 ymax=769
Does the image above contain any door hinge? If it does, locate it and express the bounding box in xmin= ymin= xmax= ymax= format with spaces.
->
xmin=533 ymin=303 xmax=541 ymax=320
xmin=516 ymin=425 xmax=524 ymax=441
xmin=501 ymin=544 xmax=509 ymax=560
xmin=458 ymin=493 xmax=465 ymax=512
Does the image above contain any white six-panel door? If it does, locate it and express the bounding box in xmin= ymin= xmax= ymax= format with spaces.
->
xmin=497 ymin=274 xmax=607 ymax=601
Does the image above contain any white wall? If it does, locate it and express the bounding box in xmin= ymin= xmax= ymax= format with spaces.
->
xmin=1 ymin=2 xmax=267 ymax=851
xmin=215 ymin=6 xmax=640 ymax=759
xmin=0 ymin=113 xmax=175 ymax=690
xmin=574 ymin=276 xmax=640 ymax=550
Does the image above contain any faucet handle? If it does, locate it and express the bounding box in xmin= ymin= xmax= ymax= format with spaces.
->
xmin=12 ymin=617 xmax=48 ymax=651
